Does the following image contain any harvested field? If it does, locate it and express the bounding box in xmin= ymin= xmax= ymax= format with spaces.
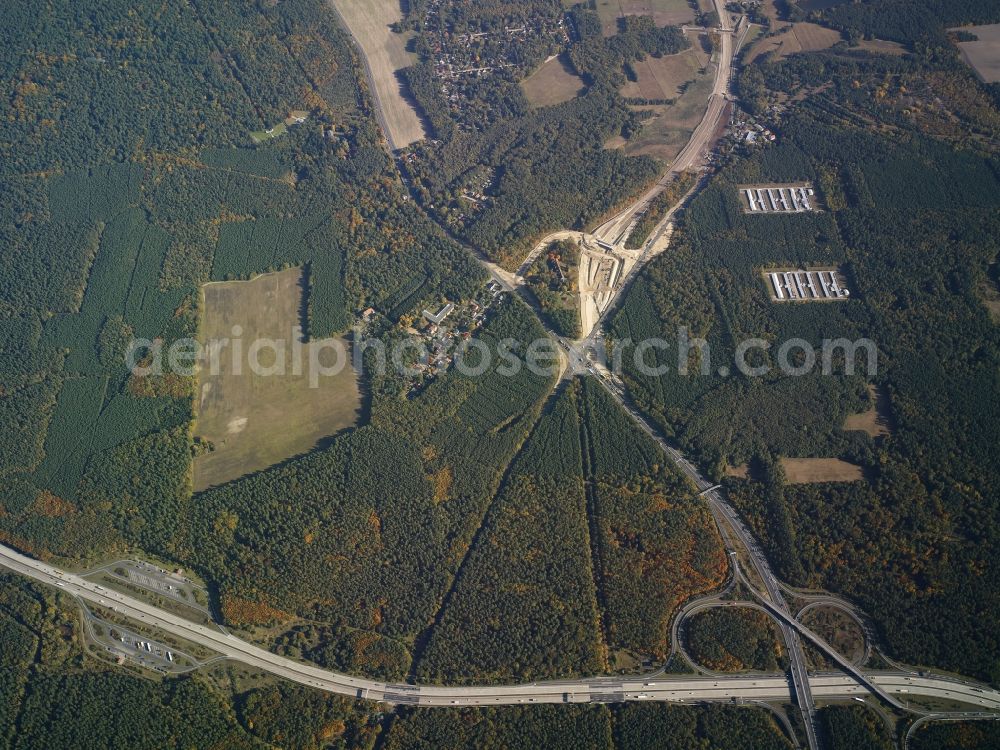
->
xmin=745 ymin=22 xmax=842 ymax=63
xmin=952 ymin=24 xmax=1000 ymax=83
xmin=843 ymin=384 xmax=893 ymax=438
xmin=793 ymin=22 xmax=843 ymax=50
xmin=738 ymin=23 xmax=765 ymax=54
xmin=780 ymin=457 xmax=864 ymax=484
xmin=521 ymin=54 xmax=586 ymax=107
xmin=685 ymin=28 xmax=714 ymax=67
xmin=985 ymin=298 xmax=1000 ymax=323
xmin=760 ymin=0 xmax=782 ymax=24
xmin=621 ymin=48 xmax=704 ymax=100
xmin=593 ymin=0 xmax=697 ymax=36
xmin=193 ymin=268 xmax=361 ymax=491
xmin=612 ymin=50 xmax=715 ymax=163
xmin=329 ymin=0 xmax=426 ymax=148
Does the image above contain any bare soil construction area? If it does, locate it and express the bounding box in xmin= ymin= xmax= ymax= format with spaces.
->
xmin=192 ymin=267 xmax=361 ymax=491
xmin=780 ymin=457 xmax=864 ymax=484
xmin=329 ymin=0 xmax=426 ymax=148
xmin=952 ymin=24 xmax=1000 ymax=83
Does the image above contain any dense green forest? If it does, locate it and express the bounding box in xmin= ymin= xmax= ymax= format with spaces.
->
xmin=614 ymin=703 xmax=793 ymax=750
xmin=818 ymin=705 xmax=893 ymax=750
xmin=0 ymin=0 xmax=614 ymax=687
xmin=611 ymin=163 xmax=871 ymax=474
xmin=0 ymin=572 xmax=797 ymax=750
xmin=0 ymin=0 xmax=570 ymax=685
xmin=183 ymin=299 xmax=555 ymax=673
xmin=0 ymin=0 xmax=728 ymax=692
xmin=415 ymin=382 xmax=605 ymax=682
xmin=613 ymin=42 xmax=1000 ymax=681
xmin=0 ymin=0 xmax=485 ymax=565
xmin=413 ymin=375 xmax=726 ymax=679
xmin=272 ymin=622 xmax=411 ymax=682
xmin=684 ymin=607 xmax=786 ymax=673
xmin=384 ymin=704 xmax=613 ymax=749
xmin=5 ymin=562 xmax=997 ymax=750
xmin=383 ymin=702 xmax=793 ymax=750
xmin=579 ymin=378 xmax=726 ymax=661
xmin=910 ymin=719 xmax=1000 ymax=750
xmin=797 ymin=0 xmax=1000 ymax=46
xmin=5 ymin=0 xmax=1000 ymax=743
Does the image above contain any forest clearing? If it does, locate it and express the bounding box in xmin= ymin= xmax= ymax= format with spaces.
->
xmin=193 ymin=267 xmax=361 ymax=491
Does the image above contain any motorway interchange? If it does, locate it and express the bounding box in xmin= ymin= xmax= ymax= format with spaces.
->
xmin=1 ymin=543 xmax=999 ymax=715
xmin=0 ymin=3 xmax=992 ymax=749
xmin=363 ymin=0 xmax=1000 ymax=743
xmin=366 ymin=1 xmax=997 ymax=742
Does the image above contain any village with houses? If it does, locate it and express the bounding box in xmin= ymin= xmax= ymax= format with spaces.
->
xmin=358 ymin=280 xmax=509 ymax=397
xmin=419 ymin=0 xmax=570 ymax=129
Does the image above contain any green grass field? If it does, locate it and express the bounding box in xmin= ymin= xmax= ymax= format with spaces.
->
xmin=249 ymin=122 xmax=288 ymax=144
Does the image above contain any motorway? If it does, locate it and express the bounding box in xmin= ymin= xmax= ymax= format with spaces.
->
xmin=7 ymin=2 xmax=982 ymax=744
xmin=563 ymin=315 xmax=851 ymax=749
xmin=2 ymin=541 xmax=1000 ymax=716
xmin=563 ymin=343 xmax=906 ymax=749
